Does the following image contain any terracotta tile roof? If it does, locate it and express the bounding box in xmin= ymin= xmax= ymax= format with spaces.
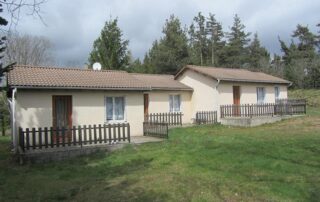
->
xmin=7 ymin=65 xmax=192 ymax=91
xmin=8 ymin=65 xmax=151 ymax=90
xmin=175 ymin=65 xmax=291 ymax=84
xmin=131 ymin=73 xmax=193 ymax=91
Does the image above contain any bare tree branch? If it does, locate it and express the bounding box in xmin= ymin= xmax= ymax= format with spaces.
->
xmin=0 ymin=0 xmax=47 ymax=30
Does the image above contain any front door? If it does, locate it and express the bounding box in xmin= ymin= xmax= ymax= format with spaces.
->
xmin=144 ymin=94 xmax=149 ymax=120
xmin=233 ymin=86 xmax=240 ymax=116
xmin=52 ymin=96 xmax=72 ymax=141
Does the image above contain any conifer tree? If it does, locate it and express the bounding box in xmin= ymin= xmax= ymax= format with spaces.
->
xmin=206 ymin=13 xmax=225 ymax=66
xmin=88 ymin=18 xmax=129 ymax=70
xmin=146 ymin=15 xmax=189 ymax=74
xmin=224 ymin=14 xmax=251 ymax=68
xmin=248 ymin=33 xmax=270 ymax=69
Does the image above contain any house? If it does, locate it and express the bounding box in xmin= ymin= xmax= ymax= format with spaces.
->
xmin=7 ymin=65 xmax=291 ymax=150
xmin=175 ymin=65 xmax=290 ymax=117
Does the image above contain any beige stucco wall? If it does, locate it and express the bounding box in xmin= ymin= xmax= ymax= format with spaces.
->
xmin=177 ymin=70 xmax=219 ymax=120
xmin=15 ymin=89 xmax=194 ymax=137
xmin=15 ymin=90 xmax=145 ymax=136
xmin=218 ymin=82 xmax=288 ymax=105
xmin=176 ymin=69 xmax=289 ymax=121
xmin=147 ymin=91 xmax=192 ymax=124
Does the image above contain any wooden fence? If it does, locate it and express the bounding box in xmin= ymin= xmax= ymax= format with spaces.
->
xmin=195 ymin=111 xmax=218 ymax=124
xmin=143 ymin=122 xmax=168 ymax=138
xmin=220 ymin=100 xmax=306 ymax=118
xmin=18 ymin=123 xmax=130 ymax=151
xmin=145 ymin=112 xmax=183 ymax=126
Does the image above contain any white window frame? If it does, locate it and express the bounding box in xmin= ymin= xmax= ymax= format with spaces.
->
xmin=105 ymin=96 xmax=126 ymax=123
xmin=169 ymin=94 xmax=181 ymax=112
xmin=256 ymin=87 xmax=266 ymax=104
xmin=274 ymin=86 xmax=280 ymax=101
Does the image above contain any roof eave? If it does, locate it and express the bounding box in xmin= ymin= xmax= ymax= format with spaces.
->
xmin=10 ymin=85 xmax=152 ymax=91
xmin=219 ymin=78 xmax=291 ymax=85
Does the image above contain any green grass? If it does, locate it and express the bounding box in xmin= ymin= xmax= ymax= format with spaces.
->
xmin=1 ymin=109 xmax=320 ymax=201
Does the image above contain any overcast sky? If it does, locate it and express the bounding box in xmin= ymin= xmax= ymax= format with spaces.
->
xmin=8 ymin=0 xmax=320 ymax=67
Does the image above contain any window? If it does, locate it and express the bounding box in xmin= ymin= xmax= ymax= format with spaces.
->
xmin=169 ymin=95 xmax=181 ymax=112
xmin=274 ymin=86 xmax=280 ymax=100
xmin=257 ymin=87 xmax=265 ymax=104
xmin=105 ymin=97 xmax=125 ymax=121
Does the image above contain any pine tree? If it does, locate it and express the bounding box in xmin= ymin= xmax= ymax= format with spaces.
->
xmin=188 ymin=12 xmax=208 ymax=66
xmin=0 ymin=3 xmax=8 ymax=80
xmin=88 ymin=18 xmax=129 ymax=70
xmin=146 ymin=15 xmax=189 ymax=74
xmin=206 ymin=13 xmax=225 ymax=66
xmin=224 ymin=14 xmax=251 ymax=68
xmin=279 ymin=24 xmax=319 ymax=88
xmin=248 ymin=33 xmax=270 ymax=69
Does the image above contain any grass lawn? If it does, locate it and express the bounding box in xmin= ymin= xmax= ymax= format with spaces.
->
xmin=1 ymin=109 xmax=320 ymax=201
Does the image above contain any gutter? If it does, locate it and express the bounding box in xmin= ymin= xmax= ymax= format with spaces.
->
xmin=11 ymin=86 xmax=152 ymax=91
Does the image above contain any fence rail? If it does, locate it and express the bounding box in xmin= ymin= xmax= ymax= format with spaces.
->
xmin=145 ymin=112 xmax=183 ymax=126
xmin=196 ymin=111 xmax=218 ymax=124
xmin=143 ymin=122 xmax=168 ymax=138
xmin=221 ymin=100 xmax=306 ymax=118
xmin=18 ymin=123 xmax=130 ymax=151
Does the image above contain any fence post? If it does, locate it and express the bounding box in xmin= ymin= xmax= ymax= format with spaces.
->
xmin=18 ymin=127 xmax=25 ymax=152
xmin=78 ymin=125 xmax=82 ymax=148
xmin=127 ymin=123 xmax=130 ymax=143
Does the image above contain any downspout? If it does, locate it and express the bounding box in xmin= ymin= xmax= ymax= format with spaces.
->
xmin=8 ymin=88 xmax=17 ymax=152
xmin=214 ymin=79 xmax=221 ymax=121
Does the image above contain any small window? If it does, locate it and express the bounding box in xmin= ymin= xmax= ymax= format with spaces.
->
xmin=275 ymin=86 xmax=280 ymax=100
xmin=169 ymin=95 xmax=181 ymax=112
xmin=105 ymin=97 xmax=125 ymax=121
xmin=257 ymin=87 xmax=265 ymax=104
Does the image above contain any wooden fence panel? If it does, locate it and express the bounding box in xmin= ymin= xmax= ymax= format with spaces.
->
xmin=195 ymin=111 xmax=218 ymax=124
xmin=220 ymin=99 xmax=306 ymax=118
xmin=18 ymin=123 xmax=131 ymax=152
xmin=145 ymin=112 xmax=183 ymax=126
xmin=143 ymin=121 xmax=168 ymax=138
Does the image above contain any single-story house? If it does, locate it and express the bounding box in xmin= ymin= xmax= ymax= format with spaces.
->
xmin=7 ymin=65 xmax=291 ymax=149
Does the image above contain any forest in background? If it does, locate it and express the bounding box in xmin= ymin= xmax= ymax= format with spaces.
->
xmin=88 ymin=13 xmax=320 ymax=89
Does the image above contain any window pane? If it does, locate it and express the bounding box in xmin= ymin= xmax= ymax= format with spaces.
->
xmin=257 ymin=87 xmax=265 ymax=104
xmin=106 ymin=97 xmax=113 ymax=120
xmin=169 ymin=95 xmax=173 ymax=112
xmin=275 ymin=87 xmax=280 ymax=99
xmin=174 ymin=95 xmax=181 ymax=112
xmin=115 ymin=97 xmax=124 ymax=120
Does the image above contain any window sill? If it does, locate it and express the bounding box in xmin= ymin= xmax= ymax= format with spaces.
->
xmin=105 ymin=120 xmax=127 ymax=124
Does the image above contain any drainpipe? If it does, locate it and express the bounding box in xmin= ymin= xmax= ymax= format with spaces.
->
xmin=214 ymin=79 xmax=221 ymax=89
xmin=214 ymin=79 xmax=221 ymax=121
xmin=8 ymin=88 xmax=17 ymax=152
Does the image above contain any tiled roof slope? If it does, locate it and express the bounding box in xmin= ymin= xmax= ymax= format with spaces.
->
xmin=7 ymin=65 xmax=192 ymax=91
xmin=175 ymin=65 xmax=291 ymax=84
xmin=131 ymin=73 xmax=192 ymax=91
xmin=8 ymin=65 xmax=150 ymax=90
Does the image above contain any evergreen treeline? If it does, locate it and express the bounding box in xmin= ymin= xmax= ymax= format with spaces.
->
xmin=88 ymin=14 xmax=320 ymax=89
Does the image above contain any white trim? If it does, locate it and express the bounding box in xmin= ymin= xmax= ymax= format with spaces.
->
xmin=256 ymin=87 xmax=266 ymax=104
xmin=169 ymin=94 xmax=181 ymax=112
xmin=274 ymin=86 xmax=280 ymax=100
xmin=104 ymin=96 xmax=127 ymax=123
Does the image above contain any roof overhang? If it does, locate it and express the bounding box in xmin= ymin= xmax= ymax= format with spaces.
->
xmin=10 ymin=85 xmax=152 ymax=91
xmin=175 ymin=65 xmax=291 ymax=85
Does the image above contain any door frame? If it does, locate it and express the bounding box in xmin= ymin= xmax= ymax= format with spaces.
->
xmin=144 ymin=94 xmax=149 ymax=120
xmin=233 ymin=86 xmax=240 ymax=105
xmin=52 ymin=95 xmax=73 ymax=129
xmin=232 ymin=86 xmax=241 ymax=116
